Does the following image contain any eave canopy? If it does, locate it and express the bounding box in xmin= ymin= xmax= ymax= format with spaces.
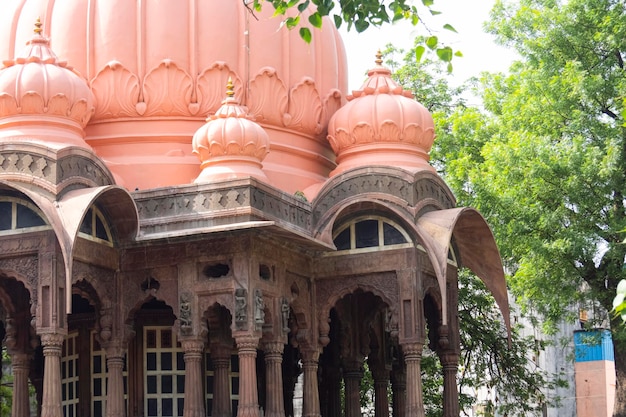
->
xmin=417 ymin=207 xmax=511 ymax=334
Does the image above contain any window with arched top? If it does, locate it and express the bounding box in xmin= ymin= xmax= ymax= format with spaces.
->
xmin=0 ymin=197 xmax=50 ymax=235
xmin=332 ymin=216 xmax=412 ymax=253
xmin=78 ymin=206 xmax=114 ymax=247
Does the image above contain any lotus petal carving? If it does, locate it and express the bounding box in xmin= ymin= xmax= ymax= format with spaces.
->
xmin=287 ymin=78 xmax=322 ymax=134
xmin=197 ymin=62 xmax=241 ymax=116
xmin=91 ymin=62 xmax=140 ymax=119
xmin=248 ymin=68 xmax=288 ymax=126
xmin=143 ymin=61 xmax=193 ymax=117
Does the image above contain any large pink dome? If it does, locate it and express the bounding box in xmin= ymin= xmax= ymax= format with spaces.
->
xmin=0 ymin=1 xmax=348 ymax=191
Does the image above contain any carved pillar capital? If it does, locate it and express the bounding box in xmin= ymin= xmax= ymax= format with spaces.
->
xmin=263 ymin=341 xmax=285 ymax=356
xmin=234 ymin=333 xmax=260 ymax=351
xmin=40 ymin=333 xmax=65 ymax=354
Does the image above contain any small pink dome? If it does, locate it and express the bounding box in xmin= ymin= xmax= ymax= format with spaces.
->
xmin=192 ymin=80 xmax=270 ymax=183
xmin=327 ymin=54 xmax=435 ymax=176
xmin=0 ymin=21 xmax=94 ymax=147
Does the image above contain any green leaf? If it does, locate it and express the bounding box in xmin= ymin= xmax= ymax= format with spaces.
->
xmin=299 ymin=27 xmax=312 ymax=43
xmin=617 ymin=280 xmax=626 ymax=295
xmin=414 ymin=45 xmax=426 ymax=62
xmin=426 ymin=36 xmax=438 ymax=50
xmin=613 ymin=293 xmax=625 ymax=309
xmin=308 ymin=12 xmax=322 ymax=28
xmin=443 ymin=23 xmax=458 ymax=33
xmin=454 ymin=50 xmax=464 ymax=57
xmin=355 ymin=19 xmax=370 ymax=33
xmin=333 ymin=14 xmax=342 ymax=28
xmin=436 ymin=46 xmax=453 ymax=62
xmin=421 ymin=0 xmax=434 ymax=6
xmin=286 ymin=16 xmax=300 ymax=29
xmin=430 ymin=10 xmax=442 ymax=16
xmin=447 ymin=62 xmax=453 ymax=73
xmin=297 ymin=0 xmax=310 ymax=12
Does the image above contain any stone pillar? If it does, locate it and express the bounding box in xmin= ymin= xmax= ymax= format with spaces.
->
xmin=10 ymin=352 xmax=32 ymax=417
xmin=264 ymin=341 xmax=286 ymax=417
xmin=343 ymin=363 xmax=363 ymax=417
xmin=235 ymin=334 xmax=260 ymax=417
xmin=181 ymin=339 xmax=206 ymax=417
xmin=211 ymin=345 xmax=233 ymax=417
xmin=40 ymin=333 xmax=65 ymax=417
xmin=403 ymin=343 xmax=425 ymax=417
xmin=301 ymin=349 xmax=321 ymax=417
xmin=322 ymin=366 xmax=342 ymax=417
xmin=371 ymin=366 xmax=391 ymax=417
xmin=440 ymin=352 xmax=460 ymax=417
xmin=390 ymin=364 xmax=407 ymax=417
xmin=103 ymin=344 xmax=126 ymax=417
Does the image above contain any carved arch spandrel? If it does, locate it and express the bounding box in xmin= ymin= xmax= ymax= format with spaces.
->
xmin=248 ymin=67 xmax=288 ymax=126
xmin=196 ymin=62 xmax=242 ymax=116
xmin=142 ymin=60 xmax=194 ymax=117
xmin=90 ymin=61 xmax=140 ymax=119
xmin=72 ymin=262 xmax=114 ymax=308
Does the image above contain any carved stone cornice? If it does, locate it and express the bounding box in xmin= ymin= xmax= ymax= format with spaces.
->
xmin=0 ymin=145 xmax=114 ymax=193
xmin=133 ymin=180 xmax=312 ymax=238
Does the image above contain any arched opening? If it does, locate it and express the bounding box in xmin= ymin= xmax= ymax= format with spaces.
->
xmin=319 ymin=289 xmax=394 ymax=417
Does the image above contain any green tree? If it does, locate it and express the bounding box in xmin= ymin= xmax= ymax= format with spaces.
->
xmin=385 ymin=45 xmax=566 ymax=417
xmin=428 ymin=0 xmax=626 ymax=415
xmin=249 ymin=0 xmax=459 ymax=67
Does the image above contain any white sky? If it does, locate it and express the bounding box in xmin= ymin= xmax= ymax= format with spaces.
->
xmin=339 ymin=0 xmax=519 ymax=91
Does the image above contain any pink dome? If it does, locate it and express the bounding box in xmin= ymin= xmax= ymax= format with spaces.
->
xmin=192 ymin=80 xmax=270 ymax=183
xmin=0 ymin=1 xmax=348 ymax=191
xmin=0 ymin=21 xmax=94 ymax=148
xmin=327 ymin=54 xmax=436 ymax=176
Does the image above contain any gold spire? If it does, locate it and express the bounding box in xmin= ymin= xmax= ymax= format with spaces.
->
xmin=226 ymin=77 xmax=235 ymax=98
xmin=375 ymin=50 xmax=383 ymax=66
xmin=34 ymin=18 xmax=43 ymax=35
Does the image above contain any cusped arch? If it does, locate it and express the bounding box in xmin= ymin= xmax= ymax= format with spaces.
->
xmin=0 ymin=272 xmax=33 ymax=315
xmin=318 ymin=282 xmax=396 ymax=344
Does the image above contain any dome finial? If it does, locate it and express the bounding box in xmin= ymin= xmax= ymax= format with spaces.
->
xmin=375 ymin=50 xmax=383 ymax=66
xmin=226 ymin=77 xmax=235 ymax=98
xmin=34 ymin=18 xmax=43 ymax=35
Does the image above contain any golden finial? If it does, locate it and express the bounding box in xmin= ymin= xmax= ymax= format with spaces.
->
xmin=34 ymin=18 xmax=43 ymax=35
xmin=375 ymin=50 xmax=383 ymax=66
xmin=226 ymin=77 xmax=235 ymax=98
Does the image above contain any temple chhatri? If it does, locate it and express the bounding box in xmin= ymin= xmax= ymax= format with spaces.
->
xmin=0 ymin=2 xmax=508 ymax=417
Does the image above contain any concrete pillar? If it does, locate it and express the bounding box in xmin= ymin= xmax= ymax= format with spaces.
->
xmin=235 ymin=334 xmax=260 ymax=417
xmin=264 ymin=341 xmax=286 ymax=417
xmin=40 ymin=333 xmax=65 ymax=417
xmin=181 ymin=339 xmax=206 ymax=417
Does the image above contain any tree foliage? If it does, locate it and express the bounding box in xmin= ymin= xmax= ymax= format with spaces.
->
xmin=384 ymin=45 xmax=566 ymax=417
xmin=249 ymin=0 xmax=460 ymax=68
xmin=425 ymin=0 xmax=626 ymax=414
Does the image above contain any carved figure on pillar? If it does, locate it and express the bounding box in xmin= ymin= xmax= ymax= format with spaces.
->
xmin=281 ymin=297 xmax=290 ymax=334
xmin=235 ymin=289 xmax=248 ymax=329
xmin=179 ymin=292 xmax=193 ymax=335
xmin=254 ymin=289 xmax=265 ymax=329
